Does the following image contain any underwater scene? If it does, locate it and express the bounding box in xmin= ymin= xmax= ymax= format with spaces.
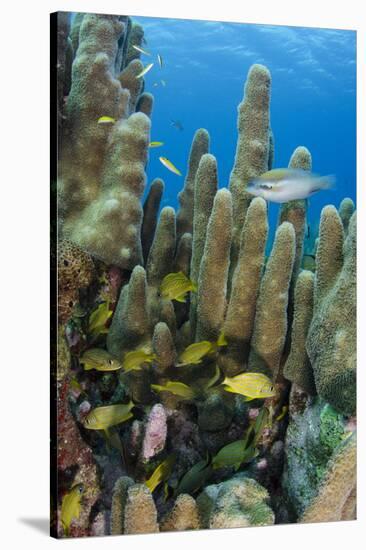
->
xmin=52 ymin=11 xmax=357 ymax=538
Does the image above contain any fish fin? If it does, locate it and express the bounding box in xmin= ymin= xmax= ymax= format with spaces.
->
xmin=217 ymin=331 xmax=228 ymax=347
xmin=175 ymin=295 xmax=187 ymax=303
xmin=311 ymin=175 xmax=336 ymax=194
xmin=82 ymin=362 xmax=94 ymax=371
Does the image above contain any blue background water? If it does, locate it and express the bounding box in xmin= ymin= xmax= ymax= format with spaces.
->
xmin=133 ymin=16 xmax=356 ymax=246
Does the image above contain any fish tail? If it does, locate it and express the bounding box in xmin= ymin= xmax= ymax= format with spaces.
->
xmin=318 ymin=175 xmax=336 ymax=190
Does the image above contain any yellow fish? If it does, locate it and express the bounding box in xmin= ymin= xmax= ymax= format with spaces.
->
xmin=97 ymin=116 xmax=116 ymax=124
xmin=83 ymin=402 xmax=134 ymax=432
xmin=222 ymin=372 xmax=275 ymax=401
xmin=136 ymin=63 xmax=154 ymax=79
xmin=151 ymin=381 xmax=196 ymax=399
xmin=160 ymin=271 xmax=197 ymax=302
xmin=80 ymin=348 xmax=122 ymax=372
xmin=122 ymin=350 xmax=157 ymax=372
xmin=177 ymin=341 xmax=212 ymax=366
xmin=132 ymin=44 xmax=151 ymax=56
xmin=88 ymin=302 xmax=112 ymax=337
xmin=177 ymin=333 xmax=227 ymax=367
xmin=149 ymin=141 xmax=164 ymax=148
xmin=145 ymin=454 xmax=176 ymax=493
xmin=159 ymin=156 xmax=182 ymax=176
xmin=212 ymin=440 xmax=259 ymax=470
xmin=275 ymin=405 xmax=288 ymax=422
xmin=61 ymin=483 xmax=84 ymax=536
xmin=157 ymin=54 xmax=163 ymax=68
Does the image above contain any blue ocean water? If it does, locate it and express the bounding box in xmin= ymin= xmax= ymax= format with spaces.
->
xmin=134 ymin=16 xmax=356 ymax=244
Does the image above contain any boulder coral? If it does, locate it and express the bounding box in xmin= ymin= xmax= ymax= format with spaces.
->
xmin=197 ymin=475 xmax=274 ymax=529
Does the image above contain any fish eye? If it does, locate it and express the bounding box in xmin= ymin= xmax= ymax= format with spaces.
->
xmin=78 ymin=485 xmax=84 ymax=494
xmin=270 ymin=386 xmax=274 ymax=392
xmin=108 ymin=359 xmax=113 ymax=365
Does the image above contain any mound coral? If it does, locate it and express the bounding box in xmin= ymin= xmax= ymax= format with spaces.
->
xmin=197 ymin=475 xmax=274 ymax=528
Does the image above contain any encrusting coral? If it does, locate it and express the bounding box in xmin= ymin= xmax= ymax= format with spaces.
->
xmin=300 ymin=432 xmax=356 ymax=523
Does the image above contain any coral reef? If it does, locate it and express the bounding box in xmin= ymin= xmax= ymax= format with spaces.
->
xmin=197 ymin=475 xmax=274 ymax=528
xmin=282 ymin=397 xmax=349 ymax=518
xmin=58 ymin=240 xmax=95 ymax=325
xmin=284 ymin=270 xmax=316 ymax=394
xmin=306 ymin=210 xmax=356 ymax=415
xmin=338 ymin=197 xmax=355 ymax=234
xmin=141 ymin=404 xmax=168 ymax=461
xmin=220 ymin=197 xmax=268 ymax=375
xmin=248 ymin=222 xmax=296 ymax=378
xmin=59 ymin=14 xmax=152 ymax=269
xmin=300 ymin=432 xmax=356 ymax=523
xmin=176 ymin=129 xmax=210 ymax=240
xmin=195 ymin=189 xmax=233 ymax=342
xmin=124 ymin=484 xmax=160 ymax=534
xmin=228 ymin=64 xmax=271 ymax=275
xmin=55 ymin=13 xmax=356 ymax=538
xmin=160 ymin=494 xmax=201 ymax=531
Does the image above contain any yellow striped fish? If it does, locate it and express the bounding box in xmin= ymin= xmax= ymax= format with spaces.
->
xmin=80 ymin=348 xmax=122 ymax=372
xmin=159 ymin=156 xmax=182 ymax=176
xmin=160 ymin=271 xmax=197 ymax=302
xmin=145 ymin=454 xmax=176 ymax=493
xmin=83 ymin=402 xmax=134 ymax=431
xmin=222 ymin=372 xmax=275 ymax=400
xmin=61 ymin=483 xmax=84 ymax=536
xmin=97 ymin=116 xmax=116 ymax=124
xmin=151 ymin=381 xmax=196 ymax=399
xmin=149 ymin=141 xmax=164 ymax=148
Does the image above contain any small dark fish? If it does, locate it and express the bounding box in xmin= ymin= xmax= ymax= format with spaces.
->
xmin=175 ymin=458 xmax=212 ymax=496
xmin=171 ymin=120 xmax=184 ymax=131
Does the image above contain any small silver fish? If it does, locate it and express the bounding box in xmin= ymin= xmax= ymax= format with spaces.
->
xmin=247 ymin=169 xmax=334 ymax=203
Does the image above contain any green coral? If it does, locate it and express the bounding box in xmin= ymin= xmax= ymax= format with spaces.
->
xmin=282 ymin=398 xmax=348 ymax=517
